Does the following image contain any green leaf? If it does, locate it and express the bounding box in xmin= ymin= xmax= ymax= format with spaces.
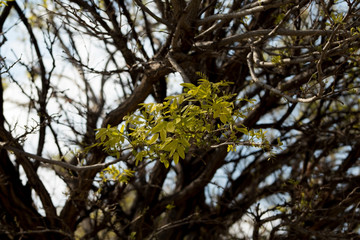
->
xmin=147 ymin=133 xmax=159 ymax=145
xmin=101 ymin=134 xmax=106 ymax=142
xmin=160 ymin=129 xmax=167 ymax=142
xmin=149 ymin=103 xmax=157 ymax=113
xmin=220 ymin=114 xmax=228 ymax=124
xmin=166 ymin=202 xmax=175 ymax=210
xmin=160 ymin=154 xmax=169 ymax=168
xmin=181 ymin=83 xmax=196 ymax=89
xmin=166 ymin=122 xmax=175 ymax=132
xmin=95 ymin=128 xmax=105 ymax=140
xmin=173 ymin=152 xmax=179 ymax=164
xmin=162 ymin=139 xmax=178 ymax=152
xmin=177 ymin=145 xmax=185 ymax=159
xmin=175 ymin=117 xmax=181 ymax=124
xmin=169 ymin=146 xmax=176 ymax=157
xmin=179 ymin=138 xmax=190 ymax=148
xmin=120 ymin=124 xmax=125 ymax=133
xmin=130 ymin=232 xmax=136 ymax=240
xmin=151 ymin=121 xmax=167 ymax=134
xmin=236 ymin=127 xmax=248 ymax=135
xmin=135 ymin=151 xmax=145 ymax=166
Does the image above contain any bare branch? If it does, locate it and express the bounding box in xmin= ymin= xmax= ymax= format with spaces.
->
xmin=102 ymin=60 xmax=171 ymax=127
xmin=133 ymin=0 xmax=172 ymax=28
xmin=167 ymin=52 xmax=191 ymax=83
xmin=247 ymin=47 xmax=318 ymax=103
xmin=0 ymin=143 xmax=131 ymax=172
xmin=197 ymin=0 xmax=293 ymax=25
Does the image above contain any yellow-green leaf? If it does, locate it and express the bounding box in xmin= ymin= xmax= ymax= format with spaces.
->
xmin=160 ymin=129 xmax=167 ymax=142
xmin=150 ymin=103 xmax=157 ymax=113
xmin=166 ymin=202 xmax=175 ymax=210
xmin=177 ymin=145 xmax=185 ymax=159
xmin=181 ymin=83 xmax=196 ymax=89
xmin=160 ymin=155 xmax=169 ymax=168
xmin=236 ymin=127 xmax=248 ymax=135
xmin=120 ymin=124 xmax=125 ymax=133
xmin=151 ymin=121 xmax=166 ymax=133
xmin=147 ymin=133 xmax=158 ymax=145
xmin=220 ymin=114 xmax=227 ymax=124
xmin=166 ymin=122 xmax=175 ymax=132
xmin=163 ymin=139 xmax=177 ymax=152
xmin=173 ymin=152 xmax=179 ymax=164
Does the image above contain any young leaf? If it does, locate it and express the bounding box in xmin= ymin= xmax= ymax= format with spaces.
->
xmin=160 ymin=129 xmax=167 ymax=142
xmin=173 ymin=152 xmax=179 ymax=164
xmin=147 ymin=133 xmax=159 ymax=145
xmin=151 ymin=121 xmax=167 ymax=134
xmin=177 ymin=145 xmax=185 ymax=159
xmin=166 ymin=122 xmax=175 ymax=133
xmin=181 ymin=83 xmax=196 ymax=89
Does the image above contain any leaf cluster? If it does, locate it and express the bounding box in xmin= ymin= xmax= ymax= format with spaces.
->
xmin=91 ymin=78 xmax=271 ymax=181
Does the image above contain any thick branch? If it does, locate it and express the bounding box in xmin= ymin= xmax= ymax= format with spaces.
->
xmin=102 ymin=60 xmax=171 ymax=127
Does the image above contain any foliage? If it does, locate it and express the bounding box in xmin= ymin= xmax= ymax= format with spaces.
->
xmin=93 ymin=78 xmax=270 ymax=178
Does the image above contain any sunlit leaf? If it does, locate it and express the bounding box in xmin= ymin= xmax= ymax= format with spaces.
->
xmin=147 ymin=133 xmax=158 ymax=145
xmin=173 ymin=152 xmax=179 ymax=164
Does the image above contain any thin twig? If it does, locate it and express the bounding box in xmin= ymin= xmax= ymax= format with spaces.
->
xmin=133 ymin=0 xmax=172 ymax=28
xmin=247 ymin=47 xmax=318 ymax=103
xmin=167 ymin=52 xmax=191 ymax=83
xmin=197 ymin=0 xmax=292 ymax=25
xmin=148 ymin=213 xmax=200 ymax=238
xmin=0 ymin=142 xmax=131 ymax=172
xmin=210 ymin=141 xmax=271 ymax=148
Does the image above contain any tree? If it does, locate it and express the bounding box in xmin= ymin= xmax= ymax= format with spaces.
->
xmin=0 ymin=0 xmax=360 ymax=239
